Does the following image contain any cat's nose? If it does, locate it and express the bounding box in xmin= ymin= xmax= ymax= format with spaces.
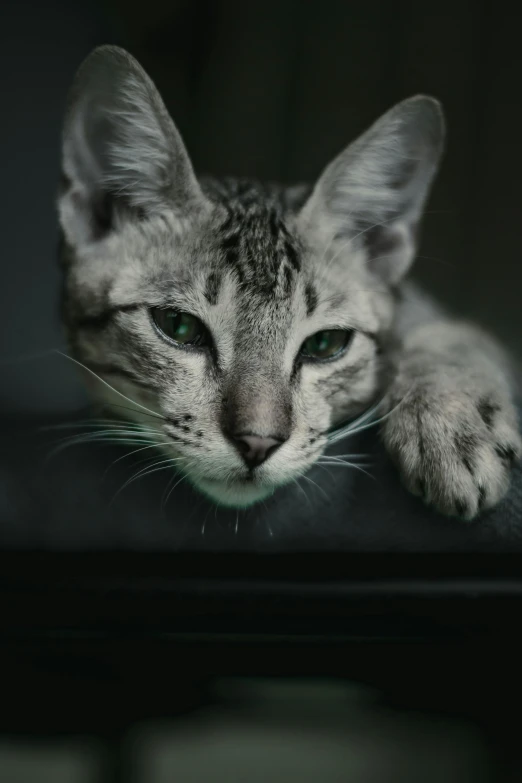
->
xmin=230 ymin=433 xmax=285 ymax=469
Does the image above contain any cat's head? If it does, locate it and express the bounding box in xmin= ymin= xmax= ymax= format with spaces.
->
xmin=58 ymin=46 xmax=444 ymax=507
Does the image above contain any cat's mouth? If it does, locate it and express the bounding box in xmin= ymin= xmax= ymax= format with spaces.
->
xmin=195 ymin=474 xmax=276 ymax=508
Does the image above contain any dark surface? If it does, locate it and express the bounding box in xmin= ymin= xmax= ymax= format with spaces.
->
xmin=1 ymin=406 xmax=521 ymax=553
xmin=1 ymin=551 xmax=522 ymax=640
xmin=1 ymin=404 xmax=520 ymax=646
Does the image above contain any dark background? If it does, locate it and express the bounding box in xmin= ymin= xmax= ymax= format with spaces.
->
xmin=1 ymin=0 xmax=521 ymax=414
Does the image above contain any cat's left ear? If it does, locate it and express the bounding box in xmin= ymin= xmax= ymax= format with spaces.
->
xmin=299 ymin=96 xmax=445 ymax=284
xmin=59 ymin=45 xmax=209 ymax=246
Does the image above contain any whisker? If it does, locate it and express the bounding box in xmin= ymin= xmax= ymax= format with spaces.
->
xmin=328 ymin=417 xmax=380 ymax=444
xmin=318 ymin=459 xmax=373 ymax=470
xmin=45 ymin=431 xmax=161 ymax=460
xmin=103 ymin=442 xmax=166 ymax=477
xmin=292 ymin=477 xmax=313 ymax=511
xmin=313 ymin=462 xmax=334 ymax=481
xmin=318 ymin=454 xmax=372 ymax=465
xmin=327 ymin=398 xmax=385 ymax=444
xmin=301 ymin=474 xmax=330 ymax=503
xmin=161 ymin=457 xmax=200 ymax=510
xmin=162 ymin=471 xmax=188 ymax=510
xmin=42 ymin=419 xmax=159 ymax=433
xmin=97 ymin=401 xmax=167 ymax=423
xmin=48 ymin=427 xmax=158 ymax=447
xmin=54 ymin=350 xmax=165 ymax=421
xmin=327 ymin=393 xmax=409 ymax=445
xmin=317 ymin=460 xmax=375 ymax=479
xmin=322 ymin=452 xmax=370 ymax=460
xmin=111 ymin=457 xmax=183 ymax=504
xmin=263 ymin=511 xmax=273 ymax=538
xmin=201 ymin=505 xmax=211 ymax=536
xmin=337 ymin=398 xmax=384 ymax=430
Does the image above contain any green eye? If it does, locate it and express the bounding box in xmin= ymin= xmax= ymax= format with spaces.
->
xmin=300 ymin=329 xmax=353 ymax=361
xmin=152 ymin=308 xmax=208 ymax=347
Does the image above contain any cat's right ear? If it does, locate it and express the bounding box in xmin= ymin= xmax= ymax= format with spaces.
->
xmin=297 ymin=96 xmax=444 ymax=284
xmin=59 ymin=45 xmax=208 ymax=246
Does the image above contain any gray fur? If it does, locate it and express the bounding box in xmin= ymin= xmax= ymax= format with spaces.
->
xmin=58 ymin=46 xmax=521 ymax=517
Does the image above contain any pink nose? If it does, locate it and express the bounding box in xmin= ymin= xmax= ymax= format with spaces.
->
xmin=231 ymin=433 xmax=284 ymax=469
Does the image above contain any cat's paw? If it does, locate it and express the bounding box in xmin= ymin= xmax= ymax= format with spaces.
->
xmin=382 ymin=386 xmax=521 ymax=520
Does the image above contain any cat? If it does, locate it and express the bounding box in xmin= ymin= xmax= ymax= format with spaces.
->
xmin=58 ymin=45 xmax=521 ymax=519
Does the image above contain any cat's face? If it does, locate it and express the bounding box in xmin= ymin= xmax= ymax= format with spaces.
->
xmin=62 ymin=189 xmax=393 ymax=506
xmin=58 ymin=46 xmax=443 ymax=507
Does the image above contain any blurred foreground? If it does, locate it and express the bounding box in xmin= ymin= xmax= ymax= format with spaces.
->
xmin=0 ymin=678 xmax=492 ymax=782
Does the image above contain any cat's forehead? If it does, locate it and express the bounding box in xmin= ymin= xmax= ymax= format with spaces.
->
xmin=107 ymin=178 xmax=382 ymax=328
xmin=195 ymin=186 xmax=365 ymax=319
xmin=206 ymin=199 xmax=302 ymax=304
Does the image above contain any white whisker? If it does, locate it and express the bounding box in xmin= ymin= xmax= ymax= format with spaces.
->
xmin=201 ymin=505 xmax=211 ymax=536
xmin=54 ymin=350 xmax=165 ymax=421
xmin=292 ymin=477 xmax=313 ymax=510
xmin=97 ymin=401 xmax=166 ymax=422
xmin=45 ymin=431 xmax=162 ymax=460
xmin=103 ymin=442 xmax=166 ymax=476
xmin=162 ymin=459 xmax=200 ymax=510
xmin=322 ymin=452 xmax=370 ymax=460
xmin=48 ymin=427 xmax=158 ymax=447
xmin=111 ymin=457 xmax=183 ymax=503
xmin=327 ymin=393 xmax=409 ymax=445
xmin=42 ymin=419 xmax=160 ymax=434
xmin=301 ymin=474 xmax=330 ymax=503
xmin=317 ymin=460 xmax=374 ymax=479
xmin=329 ymin=399 xmax=384 ymax=437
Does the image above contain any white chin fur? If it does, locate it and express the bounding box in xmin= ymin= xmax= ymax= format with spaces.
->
xmin=195 ymin=477 xmax=276 ymax=508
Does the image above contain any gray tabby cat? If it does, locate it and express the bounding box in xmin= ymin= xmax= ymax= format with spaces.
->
xmin=58 ymin=45 xmax=521 ymax=519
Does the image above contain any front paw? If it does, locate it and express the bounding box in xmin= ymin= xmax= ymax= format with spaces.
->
xmin=382 ymin=386 xmax=521 ymax=520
